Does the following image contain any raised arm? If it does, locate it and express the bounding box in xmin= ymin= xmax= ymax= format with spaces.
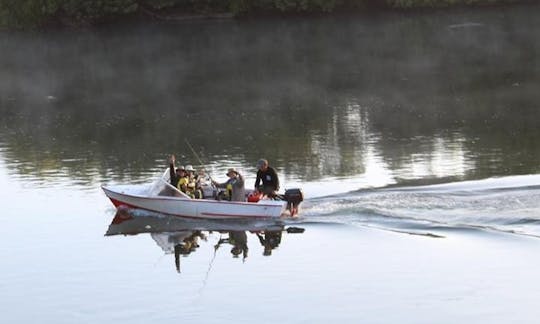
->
xmin=169 ymin=155 xmax=177 ymax=184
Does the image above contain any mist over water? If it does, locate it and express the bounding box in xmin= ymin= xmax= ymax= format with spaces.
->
xmin=1 ymin=5 xmax=539 ymax=185
xmin=1 ymin=5 xmax=540 ymax=323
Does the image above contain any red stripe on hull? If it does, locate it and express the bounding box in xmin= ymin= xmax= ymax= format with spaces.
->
xmin=109 ymin=198 xmax=137 ymax=209
xmin=201 ymin=212 xmax=273 ymax=218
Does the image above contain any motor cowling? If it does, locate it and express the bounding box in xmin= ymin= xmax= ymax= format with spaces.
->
xmin=284 ymin=188 xmax=303 ymax=217
xmin=284 ymin=188 xmax=303 ymax=205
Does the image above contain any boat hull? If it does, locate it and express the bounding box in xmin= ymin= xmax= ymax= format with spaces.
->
xmin=102 ymin=185 xmax=287 ymax=219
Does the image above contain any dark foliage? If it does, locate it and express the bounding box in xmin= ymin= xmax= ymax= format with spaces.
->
xmin=0 ymin=0 xmax=531 ymax=29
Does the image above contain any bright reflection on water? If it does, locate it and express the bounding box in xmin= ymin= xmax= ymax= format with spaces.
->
xmin=1 ymin=6 xmax=540 ymax=187
xmin=1 ymin=4 xmax=540 ymax=323
xmin=403 ymin=133 xmax=471 ymax=179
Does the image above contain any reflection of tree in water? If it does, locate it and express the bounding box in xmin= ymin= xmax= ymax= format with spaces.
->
xmin=2 ymin=8 xmax=540 ymax=184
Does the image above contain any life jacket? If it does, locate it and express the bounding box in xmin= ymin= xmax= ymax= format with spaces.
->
xmin=178 ymin=177 xmax=203 ymax=199
xmin=226 ymin=183 xmax=233 ymax=201
xmin=177 ymin=177 xmax=190 ymax=193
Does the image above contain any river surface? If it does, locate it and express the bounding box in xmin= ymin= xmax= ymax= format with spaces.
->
xmin=1 ymin=4 xmax=540 ymax=323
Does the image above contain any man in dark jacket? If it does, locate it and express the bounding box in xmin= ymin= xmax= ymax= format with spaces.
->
xmin=168 ymin=155 xmax=182 ymax=188
xmin=254 ymin=159 xmax=279 ymax=197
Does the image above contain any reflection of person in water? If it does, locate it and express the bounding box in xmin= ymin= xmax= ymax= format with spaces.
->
xmin=215 ymin=231 xmax=248 ymax=261
xmin=173 ymin=230 xmax=206 ymax=273
xmin=256 ymin=230 xmax=282 ymax=256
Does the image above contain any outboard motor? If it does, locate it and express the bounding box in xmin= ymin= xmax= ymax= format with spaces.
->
xmin=284 ymin=188 xmax=304 ymax=216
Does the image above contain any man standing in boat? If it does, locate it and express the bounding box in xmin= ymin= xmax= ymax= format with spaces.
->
xmin=254 ymin=159 xmax=279 ymax=197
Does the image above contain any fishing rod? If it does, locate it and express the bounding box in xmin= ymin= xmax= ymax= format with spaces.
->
xmin=184 ymin=138 xmax=205 ymax=168
xmin=184 ymin=138 xmax=215 ymax=182
xmin=197 ymin=234 xmax=222 ymax=295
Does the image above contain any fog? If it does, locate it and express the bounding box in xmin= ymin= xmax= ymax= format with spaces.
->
xmin=0 ymin=4 xmax=539 ymax=183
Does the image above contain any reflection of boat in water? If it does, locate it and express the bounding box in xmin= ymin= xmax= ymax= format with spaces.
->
xmin=105 ymin=208 xmax=305 ymax=272
xmin=102 ymin=169 xmax=304 ymax=219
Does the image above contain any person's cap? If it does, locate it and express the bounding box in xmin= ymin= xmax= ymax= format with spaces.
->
xmin=256 ymin=159 xmax=268 ymax=169
xmin=185 ymin=165 xmax=195 ymax=172
xmin=177 ymin=165 xmax=185 ymax=171
xmin=226 ymin=168 xmax=238 ymax=176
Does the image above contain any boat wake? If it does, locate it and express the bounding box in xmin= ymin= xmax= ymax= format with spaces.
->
xmin=299 ymin=174 xmax=540 ymax=238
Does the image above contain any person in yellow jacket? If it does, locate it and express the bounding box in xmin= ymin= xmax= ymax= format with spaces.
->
xmin=178 ymin=165 xmax=202 ymax=199
xmin=176 ymin=166 xmax=190 ymax=194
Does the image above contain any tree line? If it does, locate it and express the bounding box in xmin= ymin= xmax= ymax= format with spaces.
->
xmin=0 ymin=0 xmax=530 ymax=28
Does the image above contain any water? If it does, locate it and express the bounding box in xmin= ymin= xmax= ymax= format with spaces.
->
xmin=1 ymin=4 xmax=540 ymax=323
xmin=306 ymin=174 xmax=540 ymax=237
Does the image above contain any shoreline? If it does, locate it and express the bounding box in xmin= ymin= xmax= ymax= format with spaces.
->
xmin=1 ymin=1 xmax=537 ymax=30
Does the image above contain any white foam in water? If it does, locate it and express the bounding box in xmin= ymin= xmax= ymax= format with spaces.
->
xmin=285 ymin=175 xmax=396 ymax=200
xmin=301 ymin=174 xmax=540 ymax=237
xmin=399 ymin=174 xmax=540 ymax=193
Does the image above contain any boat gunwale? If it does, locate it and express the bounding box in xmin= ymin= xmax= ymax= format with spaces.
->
xmin=101 ymin=185 xmax=286 ymax=208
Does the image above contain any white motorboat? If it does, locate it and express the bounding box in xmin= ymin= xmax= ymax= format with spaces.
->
xmin=102 ymin=169 xmax=303 ymax=219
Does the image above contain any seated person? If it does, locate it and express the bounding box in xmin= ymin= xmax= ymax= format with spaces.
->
xmin=212 ymin=168 xmax=245 ymax=202
xmin=195 ymin=169 xmax=214 ymax=198
xmin=168 ymin=155 xmax=181 ymax=187
xmin=159 ymin=155 xmax=184 ymax=196
xmin=176 ymin=166 xmax=191 ymax=196
xmin=184 ymin=165 xmax=202 ymax=199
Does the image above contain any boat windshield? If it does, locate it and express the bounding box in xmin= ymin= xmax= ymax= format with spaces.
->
xmin=147 ymin=169 xmax=190 ymax=199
